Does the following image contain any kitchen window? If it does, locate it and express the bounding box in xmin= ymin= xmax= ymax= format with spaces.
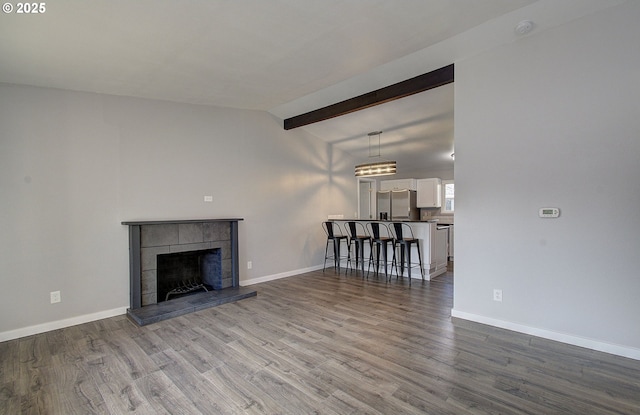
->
xmin=442 ymin=180 xmax=454 ymax=213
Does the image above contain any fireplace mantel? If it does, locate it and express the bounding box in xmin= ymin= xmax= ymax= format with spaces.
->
xmin=122 ymin=218 xmax=255 ymax=325
xmin=122 ymin=218 xmax=244 ymax=226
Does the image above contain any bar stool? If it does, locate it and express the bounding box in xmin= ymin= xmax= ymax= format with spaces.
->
xmin=366 ymin=222 xmax=394 ymax=279
xmin=390 ymin=222 xmax=425 ymax=286
xmin=322 ymin=222 xmax=349 ymax=273
xmin=345 ymin=221 xmax=371 ymax=276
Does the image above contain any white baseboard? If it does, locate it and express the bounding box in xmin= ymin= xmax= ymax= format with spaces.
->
xmin=0 ymin=307 xmax=128 ymax=343
xmin=1 ymin=265 xmax=327 ymax=341
xmin=451 ymin=309 xmax=640 ymax=361
xmin=239 ymin=263 xmax=448 ymax=285
xmin=240 ymin=264 xmax=325 ymax=286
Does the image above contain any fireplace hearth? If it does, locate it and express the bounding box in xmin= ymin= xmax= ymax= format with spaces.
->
xmin=122 ymin=219 xmax=256 ymax=325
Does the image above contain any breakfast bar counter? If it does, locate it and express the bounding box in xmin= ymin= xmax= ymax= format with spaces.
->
xmin=330 ymin=219 xmax=448 ymax=280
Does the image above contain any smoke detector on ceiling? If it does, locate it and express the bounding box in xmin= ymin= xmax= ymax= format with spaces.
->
xmin=515 ymin=20 xmax=535 ymax=35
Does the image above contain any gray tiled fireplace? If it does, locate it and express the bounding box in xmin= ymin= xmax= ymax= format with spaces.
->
xmin=122 ymin=218 xmax=256 ymax=325
xmin=139 ymin=221 xmax=232 ymax=305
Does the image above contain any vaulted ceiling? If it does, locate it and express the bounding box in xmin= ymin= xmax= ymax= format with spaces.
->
xmin=2 ymin=0 xmax=613 ymax=174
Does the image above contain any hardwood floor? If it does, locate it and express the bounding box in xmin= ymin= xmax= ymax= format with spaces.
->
xmin=2 ymin=268 xmax=640 ymax=414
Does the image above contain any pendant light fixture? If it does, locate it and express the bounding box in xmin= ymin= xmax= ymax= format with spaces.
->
xmin=354 ymin=131 xmax=397 ymax=177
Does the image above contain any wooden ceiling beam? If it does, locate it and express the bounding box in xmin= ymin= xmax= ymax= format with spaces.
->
xmin=283 ymin=64 xmax=454 ymax=130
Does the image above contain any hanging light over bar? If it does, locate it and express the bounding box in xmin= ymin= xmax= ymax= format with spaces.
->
xmin=355 ymin=160 xmax=397 ymax=177
xmin=354 ymin=131 xmax=397 ymax=177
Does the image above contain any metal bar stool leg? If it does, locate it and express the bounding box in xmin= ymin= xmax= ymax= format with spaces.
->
xmin=323 ymin=240 xmax=330 ymax=272
xmin=390 ymin=241 xmax=397 ymax=282
xmin=333 ymin=238 xmax=341 ymax=273
xmin=358 ymin=240 xmax=366 ymax=276
xmin=356 ymin=242 xmax=360 ymax=275
xmin=406 ymin=243 xmax=412 ymax=286
xmin=417 ymin=240 xmax=425 ymax=279
xmin=382 ymin=241 xmax=389 ymax=280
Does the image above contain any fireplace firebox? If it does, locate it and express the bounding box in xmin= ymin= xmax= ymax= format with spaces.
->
xmin=157 ymin=248 xmax=222 ymax=302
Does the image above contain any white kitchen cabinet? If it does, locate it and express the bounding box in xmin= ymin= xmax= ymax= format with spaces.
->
xmin=435 ymin=227 xmax=449 ymax=274
xmin=413 ymin=221 xmax=447 ymax=279
xmin=448 ymin=225 xmax=454 ymax=261
xmin=380 ymin=178 xmax=417 ymax=191
xmin=417 ymin=178 xmax=442 ymax=208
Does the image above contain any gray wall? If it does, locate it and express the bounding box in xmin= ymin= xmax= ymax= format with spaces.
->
xmin=0 ymin=85 xmax=358 ymax=336
xmin=453 ymin=2 xmax=640 ymax=356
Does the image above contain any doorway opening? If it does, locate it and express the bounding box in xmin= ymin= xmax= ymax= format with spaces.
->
xmin=357 ymin=178 xmax=376 ymax=219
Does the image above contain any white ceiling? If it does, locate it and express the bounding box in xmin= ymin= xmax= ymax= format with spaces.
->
xmin=3 ymin=0 xmax=610 ymax=174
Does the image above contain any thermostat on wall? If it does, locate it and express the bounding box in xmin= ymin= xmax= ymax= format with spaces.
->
xmin=539 ymin=207 xmax=560 ymax=218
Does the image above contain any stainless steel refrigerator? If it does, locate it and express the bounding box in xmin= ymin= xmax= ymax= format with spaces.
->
xmin=377 ymin=189 xmax=419 ymax=220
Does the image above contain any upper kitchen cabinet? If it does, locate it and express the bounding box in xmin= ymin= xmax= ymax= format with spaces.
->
xmin=417 ymin=178 xmax=442 ymax=208
xmin=380 ymin=178 xmax=417 ymax=191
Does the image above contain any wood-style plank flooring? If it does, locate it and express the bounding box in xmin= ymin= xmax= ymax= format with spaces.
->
xmin=2 ymin=268 xmax=640 ymax=414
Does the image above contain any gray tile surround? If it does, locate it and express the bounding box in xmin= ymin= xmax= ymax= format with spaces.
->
xmin=132 ymin=221 xmax=235 ymax=306
xmin=141 ymin=246 xmax=170 ymax=271
xmin=178 ymin=223 xmax=204 ymax=244
xmin=141 ymin=224 xmax=179 ymax=247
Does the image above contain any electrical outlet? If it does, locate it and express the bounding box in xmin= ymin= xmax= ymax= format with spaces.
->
xmin=50 ymin=291 xmax=61 ymax=304
xmin=247 ymin=261 xmax=252 ymax=270
xmin=204 ymin=195 xmax=213 ymax=202
xmin=493 ymin=289 xmax=503 ymax=302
